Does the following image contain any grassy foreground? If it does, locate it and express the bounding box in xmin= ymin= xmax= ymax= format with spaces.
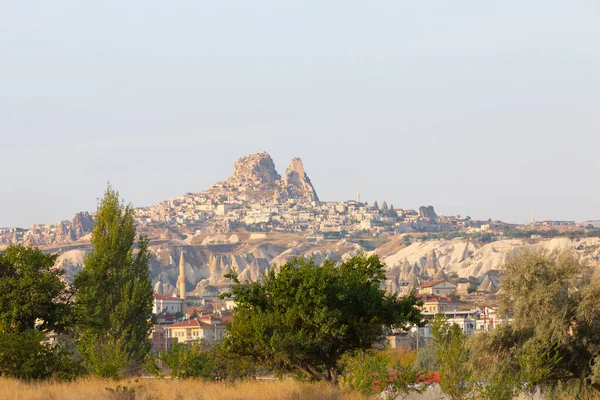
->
xmin=0 ymin=378 xmax=369 ymax=400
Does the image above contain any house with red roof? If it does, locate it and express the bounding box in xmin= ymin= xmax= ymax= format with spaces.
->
xmin=416 ymin=279 xmax=457 ymax=296
xmin=417 ymin=294 xmax=460 ymax=313
xmin=153 ymin=293 xmax=184 ymax=315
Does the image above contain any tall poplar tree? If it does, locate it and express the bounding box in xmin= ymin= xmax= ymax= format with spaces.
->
xmin=73 ymin=185 xmax=153 ymax=378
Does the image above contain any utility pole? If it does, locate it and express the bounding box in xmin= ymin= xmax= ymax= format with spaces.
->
xmin=416 ymin=325 xmax=419 ymax=350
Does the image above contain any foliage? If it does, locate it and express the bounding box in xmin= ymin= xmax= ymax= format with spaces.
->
xmin=384 ymin=369 xmax=436 ymax=400
xmin=494 ymin=248 xmax=600 ymax=395
xmin=414 ymin=345 xmax=439 ymax=372
xmin=0 ymin=330 xmax=84 ymax=380
xmin=0 ymin=245 xmax=82 ymax=380
xmin=385 ymin=348 xmax=416 ymax=370
xmin=341 ymin=349 xmax=389 ymax=395
xmin=466 ymin=329 xmax=520 ymax=400
xmin=161 ymin=342 xmax=255 ymax=381
xmin=73 ymin=185 xmax=154 ymax=378
xmin=0 ymin=244 xmax=70 ymax=333
xmin=223 ymin=252 xmax=422 ymax=383
xmin=341 ymin=349 xmax=433 ymax=400
xmin=432 ymin=315 xmax=471 ymax=400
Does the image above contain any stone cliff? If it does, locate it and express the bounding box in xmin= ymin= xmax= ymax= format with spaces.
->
xmin=418 ymin=206 xmax=438 ymax=220
xmin=209 ymin=152 xmax=319 ymax=202
xmin=283 ymin=158 xmax=319 ymax=202
xmin=20 ymin=212 xmax=94 ymax=246
xmin=51 ymin=234 xmax=600 ymax=297
xmin=230 ymin=152 xmax=281 ymax=186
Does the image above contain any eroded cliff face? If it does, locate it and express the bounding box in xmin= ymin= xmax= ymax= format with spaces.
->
xmin=20 ymin=212 xmax=94 ymax=246
xmin=381 ymin=236 xmax=600 ymax=291
xmin=283 ymin=158 xmax=319 ymax=202
xmin=2 ymin=153 xmax=320 ymax=249
xmin=207 ymin=152 xmax=319 ymax=203
xmin=231 ymin=152 xmax=281 ymax=186
xmin=52 ymin=234 xmax=600 ymax=297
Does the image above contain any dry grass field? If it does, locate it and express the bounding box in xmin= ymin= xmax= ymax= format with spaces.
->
xmin=0 ymin=378 xmax=369 ymax=400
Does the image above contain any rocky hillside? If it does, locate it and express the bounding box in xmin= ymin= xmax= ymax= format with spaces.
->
xmin=1 ymin=153 xmax=319 ymax=248
xmin=52 ymin=234 xmax=600 ymax=298
xmin=2 ymin=212 xmax=95 ymax=247
xmin=3 ymin=151 xmax=598 ymax=297
xmin=205 ymin=152 xmax=319 ymax=202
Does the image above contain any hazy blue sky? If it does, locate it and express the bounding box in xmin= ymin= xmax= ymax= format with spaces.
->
xmin=1 ymin=1 xmax=599 ymax=227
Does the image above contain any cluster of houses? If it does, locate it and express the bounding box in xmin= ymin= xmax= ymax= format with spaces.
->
xmin=150 ymin=292 xmax=234 ymax=351
xmin=134 ymin=190 xmax=473 ymax=236
xmin=150 ymin=275 xmax=509 ymax=353
xmin=387 ymin=279 xmax=510 ymax=349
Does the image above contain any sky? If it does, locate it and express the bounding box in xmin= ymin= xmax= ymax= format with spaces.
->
xmin=1 ymin=1 xmax=599 ymax=228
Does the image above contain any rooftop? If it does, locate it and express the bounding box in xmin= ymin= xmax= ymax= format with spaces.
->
xmin=416 ymin=279 xmax=445 ymax=289
xmin=154 ymin=293 xmax=182 ymax=301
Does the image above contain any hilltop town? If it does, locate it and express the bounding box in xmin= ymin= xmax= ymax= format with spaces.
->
xmin=2 ymin=152 xmax=600 ymax=304
xmin=2 ymin=152 xmax=591 ymax=250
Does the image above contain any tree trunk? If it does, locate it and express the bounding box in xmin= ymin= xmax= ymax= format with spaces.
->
xmin=329 ymin=368 xmax=339 ymax=386
xmin=307 ymin=365 xmax=330 ymax=382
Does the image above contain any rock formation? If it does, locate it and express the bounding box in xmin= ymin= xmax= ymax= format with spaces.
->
xmin=20 ymin=211 xmax=95 ymax=246
xmin=283 ymin=158 xmax=319 ymax=201
xmin=230 ymin=152 xmax=281 ymax=186
xmin=45 ymin=234 xmax=600 ymax=297
xmin=418 ymin=206 xmax=438 ymax=220
xmin=210 ymin=152 xmax=319 ymax=203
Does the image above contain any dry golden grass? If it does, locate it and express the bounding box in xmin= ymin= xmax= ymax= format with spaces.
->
xmin=0 ymin=378 xmax=369 ymax=400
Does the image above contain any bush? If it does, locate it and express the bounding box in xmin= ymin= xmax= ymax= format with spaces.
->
xmin=0 ymin=330 xmax=83 ymax=381
xmin=341 ymin=349 xmax=434 ymax=400
xmin=414 ymin=345 xmax=439 ymax=372
xmin=160 ymin=342 xmax=255 ymax=381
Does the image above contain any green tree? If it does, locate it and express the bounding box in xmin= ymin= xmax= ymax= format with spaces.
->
xmin=432 ymin=314 xmax=471 ymax=400
xmin=342 ymin=349 xmax=431 ymax=400
xmin=0 ymin=329 xmax=82 ymax=380
xmin=341 ymin=349 xmax=390 ymax=395
xmin=223 ymin=253 xmax=422 ymax=384
xmin=0 ymin=245 xmax=80 ymax=380
xmin=161 ymin=342 xmax=255 ymax=381
xmin=0 ymin=245 xmax=69 ymax=333
xmin=414 ymin=344 xmax=439 ymax=372
xmin=466 ymin=327 xmax=520 ymax=400
xmin=73 ymin=185 xmax=153 ymax=378
xmin=492 ymin=248 xmax=600 ymax=396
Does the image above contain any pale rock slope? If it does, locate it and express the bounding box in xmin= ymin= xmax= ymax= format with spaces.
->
xmin=51 ymin=235 xmax=600 ymax=296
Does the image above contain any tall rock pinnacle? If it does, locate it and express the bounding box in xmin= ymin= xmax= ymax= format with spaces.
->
xmin=283 ymin=157 xmax=319 ymax=202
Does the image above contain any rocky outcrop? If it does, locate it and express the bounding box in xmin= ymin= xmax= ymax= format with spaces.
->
xmin=48 ymin=234 xmax=600 ymax=297
xmin=283 ymin=158 xmax=319 ymax=201
xmin=418 ymin=206 xmax=438 ymax=220
xmin=231 ymin=152 xmax=281 ymax=186
xmin=71 ymin=212 xmax=95 ymax=237
xmin=20 ymin=211 xmax=95 ymax=246
xmin=210 ymin=152 xmax=319 ymax=203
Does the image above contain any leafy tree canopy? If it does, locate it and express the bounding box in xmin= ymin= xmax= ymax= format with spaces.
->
xmin=488 ymin=248 xmax=600 ymax=395
xmin=432 ymin=315 xmax=472 ymax=400
xmin=223 ymin=252 xmax=422 ymax=383
xmin=73 ymin=185 xmax=153 ymax=378
xmin=0 ymin=244 xmax=69 ymax=333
